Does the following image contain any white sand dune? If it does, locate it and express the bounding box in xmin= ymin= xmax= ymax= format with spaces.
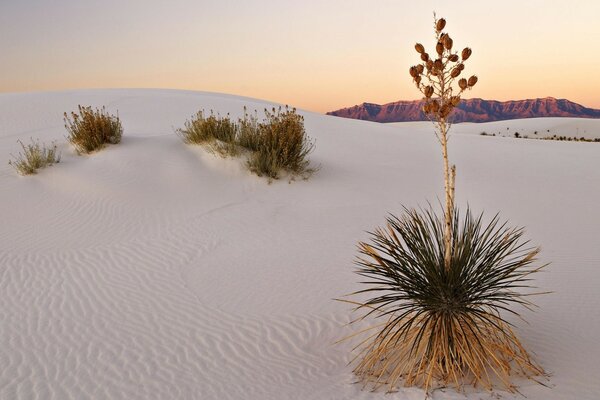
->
xmin=1 ymin=89 xmax=599 ymax=400
xmin=389 ymin=118 xmax=600 ymax=140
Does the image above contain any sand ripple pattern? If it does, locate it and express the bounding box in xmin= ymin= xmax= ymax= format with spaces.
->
xmin=0 ymin=202 xmax=368 ymax=400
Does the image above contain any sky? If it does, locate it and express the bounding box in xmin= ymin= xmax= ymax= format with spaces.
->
xmin=2 ymin=0 xmax=600 ymax=113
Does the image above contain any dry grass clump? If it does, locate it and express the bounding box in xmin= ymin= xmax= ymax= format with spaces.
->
xmin=178 ymin=106 xmax=315 ymax=180
xmin=247 ymin=107 xmax=315 ymax=179
xmin=237 ymin=107 xmax=261 ymax=152
xmin=346 ymin=207 xmax=546 ymax=393
xmin=64 ymin=105 xmax=122 ymax=154
xmin=178 ymin=110 xmax=238 ymax=156
xmin=9 ymin=138 xmax=61 ymax=175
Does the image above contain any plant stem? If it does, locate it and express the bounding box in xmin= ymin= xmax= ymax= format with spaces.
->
xmin=439 ymin=64 xmax=454 ymax=272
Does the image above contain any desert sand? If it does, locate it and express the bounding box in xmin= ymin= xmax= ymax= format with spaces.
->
xmin=1 ymin=89 xmax=599 ymax=399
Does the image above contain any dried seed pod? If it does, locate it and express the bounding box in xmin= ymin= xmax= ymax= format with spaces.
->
xmin=409 ymin=66 xmax=418 ymax=78
xmin=451 ymin=68 xmax=461 ymax=78
xmin=449 ymin=54 xmax=459 ymax=62
xmin=440 ymin=104 xmax=451 ymax=117
xmin=422 ymin=103 xmax=431 ymax=114
xmin=462 ymin=47 xmax=472 ymax=60
xmin=426 ymin=60 xmax=434 ymax=70
xmin=458 ymin=78 xmax=468 ymax=90
xmin=431 ymin=100 xmax=440 ymax=113
xmin=436 ymin=18 xmax=446 ymax=31
xmin=451 ymin=96 xmax=461 ymax=106
xmin=457 ymin=63 xmax=465 ymax=71
xmin=415 ymin=76 xmax=422 ymax=85
xmin=420 ymin=52 xmax=429 ymax=62
xmin=434 ymin=59 xmax=443 ymax=71
xmin=468 ymin=75 xmax=478 ymax=87
xmin=424 ymin=86 xmax=434 ymax=98
xmin=443 ymin=35 xmax=453 ymax=50
xmin=415 ymin=43 xmax=425 ymax=54
xmin=416 ymin=64 xmax=424 ymax=74
xmin=436 ymin=42 xmax=444 ymax=55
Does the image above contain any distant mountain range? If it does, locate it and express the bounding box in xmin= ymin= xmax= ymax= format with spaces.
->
xmin=326 ymin=97 xmax=600 ymax=123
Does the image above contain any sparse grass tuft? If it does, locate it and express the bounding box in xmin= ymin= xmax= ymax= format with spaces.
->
xmin=64 ymin=105 xmax=122 ymax=154
xmin=9 ymin=138 xmax=61 ymax=175
xmin=344 ymin=206 xmax=546 ymax=393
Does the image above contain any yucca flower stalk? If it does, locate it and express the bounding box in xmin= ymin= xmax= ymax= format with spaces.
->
xmin=410 ymin=15 xmax=477 ymax=271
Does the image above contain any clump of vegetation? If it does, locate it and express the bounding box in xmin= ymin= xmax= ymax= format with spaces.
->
xmin=178 ymin=106 xmax=315 ymax=180
xmin=237 ymin=107 xmax=261 ymax=151
xmin=542 ymin=134 xmax=600 ymax=142
xmin=9 ymin=138 xmax=60 ymax=175
xmin=344 ymin=15 xmax=546 ymax=394
xmin=64 ymin=105 xmax=123 ymax=154
xmin=480 ymin=132 xmax=600 ymax=143
xmin=178 ymin=110 xmax=238 ymax=156
xmin=351 ymin=207 xmax=546 ymax=392
xmin=247 ymin=107 xmax=315 ymax=179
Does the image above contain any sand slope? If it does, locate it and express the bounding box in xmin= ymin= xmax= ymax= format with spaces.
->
xmin=1 ymin=89 xmax=599 ymax=399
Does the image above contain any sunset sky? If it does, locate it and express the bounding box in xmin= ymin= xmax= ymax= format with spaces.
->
xmin=2 ymin=0 xmax=599 ymax=112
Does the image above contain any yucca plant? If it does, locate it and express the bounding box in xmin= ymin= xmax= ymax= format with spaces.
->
xmin=9 ymin=138 xmax=61 ymax=175
xmin=344 ymin=15 xmax=546 ymax=394
xmin=349 ymin=207 xmax=546 ymax=392
xmin=64 ymin=105 xmax=122 ymax=154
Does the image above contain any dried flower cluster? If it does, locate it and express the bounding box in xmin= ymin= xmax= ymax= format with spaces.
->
xmin=409 ymin=18 xmax=477 ymax=120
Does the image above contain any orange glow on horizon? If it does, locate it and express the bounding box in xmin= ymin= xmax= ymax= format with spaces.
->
xmin=2 ymin=0 xmax=600 ymax=113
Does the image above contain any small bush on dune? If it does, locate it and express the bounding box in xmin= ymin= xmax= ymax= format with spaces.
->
xmin=247 ymin=106 xmax=315 ymax=179
xmin=178 ymin=106 xmax=315 ymax=180
xmin=9 ymin=138 xmax=61 ymax=175
xmin=64 ymin=105 xmax=122 ymax=154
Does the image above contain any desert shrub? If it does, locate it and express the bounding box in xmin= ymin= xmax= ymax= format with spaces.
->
xmin=349 ymin=206 xmax=545 ymax=392
xmin=177 ymin=110 xmax=238 ymax=156
xmin=247 ymin=106 xmax=315 ymax=179
xmin=179 ymin=106 xmax=316 ymax=180
xmin=64 ymin=105 xmax=122 ymax=154
xmin=9 ymin=138 xmax=61 ymax=175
